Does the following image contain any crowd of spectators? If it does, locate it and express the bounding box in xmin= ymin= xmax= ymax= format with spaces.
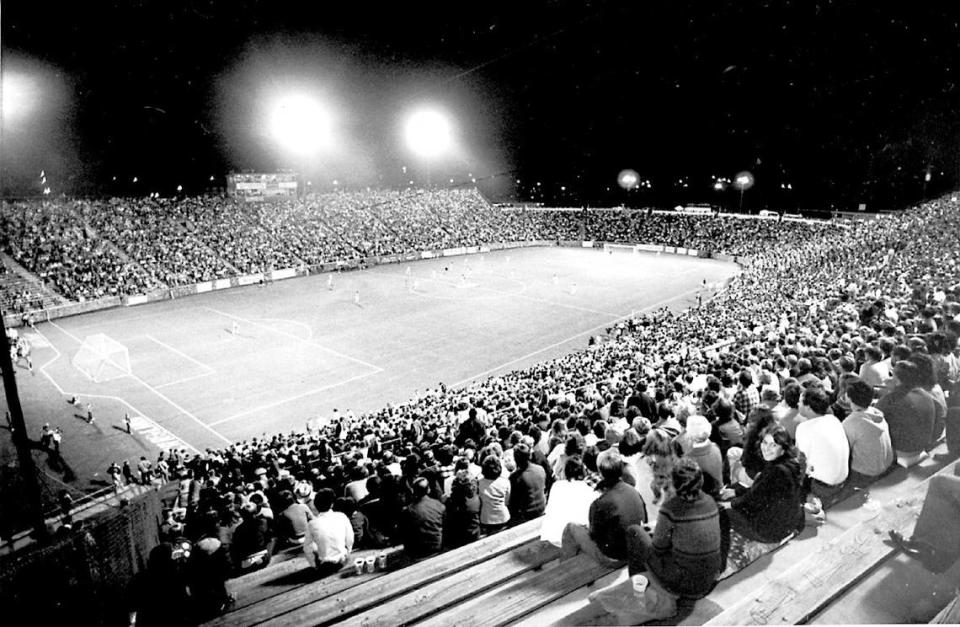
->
xmin=2 ymin=188 xmax=841 ymax=302
xmin=109 ymin=190 xmax=960 ymax=624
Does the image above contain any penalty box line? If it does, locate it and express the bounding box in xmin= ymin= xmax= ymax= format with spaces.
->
xmin=35 ymin=326 xmax=204 ymax=453
xmin=202 ymin=306 xmax=383 ymax=374
xmin=46 ymin=322 xmax=233 ymax=446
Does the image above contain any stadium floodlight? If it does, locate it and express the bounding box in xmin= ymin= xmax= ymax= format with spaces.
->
xmin=403 ymin=108 xmax=453 ymax=159
xmin=617 ymin=169 xmax=639 ymax=190
xmin=269 ymin=93 xmax=334 ymax=156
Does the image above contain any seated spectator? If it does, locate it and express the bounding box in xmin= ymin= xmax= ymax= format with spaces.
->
xmin=508 ymin=443 xmax=547 ymax=523
xmin=774 ymin=382 xmax=803 ymax=439
xmin=275 ymin=489 xmax=314 ymax=546
xmin=683 ymin=415 xmax=723 ymax=493
xmin=626 ymin=458 xmax=722 ymax=599
xmin=877 ymin=360 xmax=937 ymax=466
xmin=187 ymin=514 xmax=233 ymax=621
xmin=796 ymin=386 xmax=849 ymax=505
xmin=842 ymin=378 xmax=894 ymax=486
xmin=231 ymin=501 xmax=275 ymax=574
xmin=398 ymin=477 xmax=446 ymax=559
xmin=560 ymin=451 xmax=648 ymax=567
xmin=333 ymin=496 xmax=369 ymax=549
xmin=540 ymin=457 xmax=597 ymax=546
xmin=444 ymin=470 xmax=481 ymax=549
xmin=304 ymin=488 xmax=354 ymax=577
xmin=719 ymin=425 xmax=805 ymax=552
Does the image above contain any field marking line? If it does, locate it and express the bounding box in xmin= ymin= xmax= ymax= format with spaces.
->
xmin=365 ymin=268 xmax=620 ymax=317
xmin=254 ymin=318 xmax=314 ymax=341
xmin=145 ymin=335 xmax=216 ymax=373
xmin=154 ymin=371 xmax=216 ymax=390
xmin=201 ymin=306 xmax=383 ymax=373
xmin=33 ymin=326 xmax=200 ymax=454
xmin=47 ymin=322 xmax=232 ymax=446
xmin=207 ymin=370 xmax=380 ymax=427
xmin=448 ymin=287 xmax=702 ymax=388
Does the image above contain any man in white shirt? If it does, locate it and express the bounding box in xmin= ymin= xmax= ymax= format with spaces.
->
xmin=796 ymin=386 xmax=850 ymax=506
xmin=304 ymin=488 xmax=354 ymax=577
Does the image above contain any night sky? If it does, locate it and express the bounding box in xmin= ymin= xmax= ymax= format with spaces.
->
xmin=4 ymin=0 xmax=960 ymax=210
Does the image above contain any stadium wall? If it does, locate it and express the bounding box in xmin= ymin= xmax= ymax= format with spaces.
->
xmin=2 ymin=239 xmax=737 ymax=327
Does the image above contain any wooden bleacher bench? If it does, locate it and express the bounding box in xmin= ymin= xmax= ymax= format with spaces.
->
xmin=415 ymin=552 xmax=617 ymax=627
xmin=705 ymin=460 xmax=959 ymax=626
xmin=206 ymin=518 xmax=542 ymax=627
xmin=344 ymin=538 xmax=562 ymax=626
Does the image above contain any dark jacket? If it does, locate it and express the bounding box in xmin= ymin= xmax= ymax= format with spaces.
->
xmin=589 ymin=480 xmax=648 ymax=560
xmin=729 ymin=459 xmax=804 ymax=542
xmin=399 ymin=496 xmax=446 ymax=558
xmin=508 ymin=464 xmax=547 ymax=522
xmin=444 ymin=494 xmax=481 ymax=548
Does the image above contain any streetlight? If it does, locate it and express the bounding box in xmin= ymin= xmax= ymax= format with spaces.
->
xmin=733 ymin=171 xmax=754 ymax=212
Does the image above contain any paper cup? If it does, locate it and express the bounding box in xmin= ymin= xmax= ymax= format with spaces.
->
xmin=353 ymin=558 xmax=365 ymax=575
xmin=365 ymin=556 xmax=377 ymax=573
xmin=376 ymin=552 xmax=388 ymax=570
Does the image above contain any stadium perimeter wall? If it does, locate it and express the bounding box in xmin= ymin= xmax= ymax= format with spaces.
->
xmin=3 ymin=240 xmax=734 ymax=328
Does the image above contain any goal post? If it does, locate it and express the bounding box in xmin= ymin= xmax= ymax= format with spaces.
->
xmin=72 ymin=333 xmax=131 ymax=382
xmin=601 ymin=243 xmax=642 ymax=255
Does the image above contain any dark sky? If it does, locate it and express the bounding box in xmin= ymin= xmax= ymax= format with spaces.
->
xmin=4 ymin=0 xmax=960 ymax=210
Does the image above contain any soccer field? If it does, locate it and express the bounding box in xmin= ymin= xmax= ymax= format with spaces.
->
xmin=10 ymin=246 xmax=737 ymax=478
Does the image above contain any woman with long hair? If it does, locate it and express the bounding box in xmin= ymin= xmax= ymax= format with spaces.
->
xmin=720 ymin=424 xmax=806 ymax=547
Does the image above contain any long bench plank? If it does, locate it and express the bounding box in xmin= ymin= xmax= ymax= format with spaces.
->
xmin=223 ymin=547 xmax=396 ymax=613
xmin=346 ymin=540 xmax=561 ymax=626
xmin=415 ymin=553 xmax=617 ymax=627
xmin=251 ymin=518 xmax=543 ymax=627
xmin=706 ymin=461 xmax=958 ymax=626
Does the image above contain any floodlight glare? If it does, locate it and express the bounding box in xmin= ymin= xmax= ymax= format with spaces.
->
xmin=269 ymin=94 xmax=333 ymax=156
xmin=404 ymin=109 xmax=453 ymax=159
xmin=617 ymin=169 xmax=640 ymax=190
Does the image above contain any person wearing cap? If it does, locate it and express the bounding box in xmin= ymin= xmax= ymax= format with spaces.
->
xmin=625 ymin=458 xmax=722 ymax=599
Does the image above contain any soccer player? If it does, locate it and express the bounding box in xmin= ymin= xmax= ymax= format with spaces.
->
xmin=231 ymin=321 xmax=240 ymax=336
xmin=553 ymin=273 xmax=559 ymax=285
xmin=86 ymin=404 xmax=95 ymax=424
xmin=328 ymin=274 xmax=335 ymax=291
xmin=354 ymin=290 xmax=361 ymax=307
xmin=124 ymin=413 xmax=132 ymax=434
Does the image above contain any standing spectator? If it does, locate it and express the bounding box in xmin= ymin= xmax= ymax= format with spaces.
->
xmin=842 ymin=379 xmax=894 ymax=486
xmin=732 ymin=370 xmax=759 ymax=423
xmin=122 ymin=459 xmax=134 ymax=485
xmin=137 ymin=456 xmax=153 ymax=485
xmin=187 ymin=514 xmax=233 ymax=621
xmin=398 ymin=477 xmax=445 ymax=559
xmin=303 ymin=488 xmax=353 ymax=577
xmin=478 ymin=455 xmax=511 ymax=534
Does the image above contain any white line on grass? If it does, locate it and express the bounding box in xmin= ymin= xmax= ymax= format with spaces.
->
xmin=207 ymin=370 xmax=379 ymax=427
xmin=34 ymin=327 xmax=200 ymax=453
xmin=146 ymin=335 xmax=215 ymax=373
xmin=448 ymin=287 xmax=702 ymax=388
xmin=202 ymin=306 xmax=383 ymax=372
xmin=365 ymin=269 xmax=620 ymax=317
xmin=154 ymin=371 xmax=216 ymax=390
xmin=48 ymin=322 xmax=232 ymax=446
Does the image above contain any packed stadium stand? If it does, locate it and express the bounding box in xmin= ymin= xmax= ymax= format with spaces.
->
xmin=2 ymin=188 xmax=960 ymax=625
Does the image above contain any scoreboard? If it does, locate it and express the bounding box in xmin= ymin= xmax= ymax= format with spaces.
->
xmin=226 ymin=172 xmax=299 ymax=201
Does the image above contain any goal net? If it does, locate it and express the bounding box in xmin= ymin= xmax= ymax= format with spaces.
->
xmin=72 ymin=333 xmax=131 ymax=382
xmin=602 ymin=243 xmax=642 ymax=255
